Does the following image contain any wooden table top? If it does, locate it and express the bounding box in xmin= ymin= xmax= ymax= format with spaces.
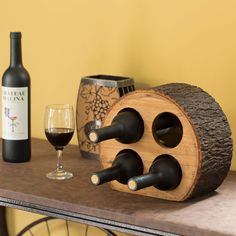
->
xmin=0 ymin=138 xmax=235 ymax=236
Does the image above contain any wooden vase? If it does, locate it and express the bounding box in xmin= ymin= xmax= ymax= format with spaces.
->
xmin=99 ymin=83 xmax=233 ymax=201
xmin=76 ymin=75 xmax=134 ymax=159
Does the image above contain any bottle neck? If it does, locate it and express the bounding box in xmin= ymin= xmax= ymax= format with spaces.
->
xmin=10 ymin=37 xmax=23 ymax=67
xmin=91 ymin=164 xmax=124 ymax=185
xmin=89 ymin=123 xmax=124 ymax=143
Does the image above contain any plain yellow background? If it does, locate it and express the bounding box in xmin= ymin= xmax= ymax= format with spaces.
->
xmin=0 ymin=0 xmax=235 ymax=235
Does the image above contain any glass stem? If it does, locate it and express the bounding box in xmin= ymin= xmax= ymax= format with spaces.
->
xmin=56 ymin=149 xmax=63 ymax=172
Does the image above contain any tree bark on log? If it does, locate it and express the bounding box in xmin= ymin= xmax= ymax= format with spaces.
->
xmin=153 ymin=83 xmax=233 ymax=198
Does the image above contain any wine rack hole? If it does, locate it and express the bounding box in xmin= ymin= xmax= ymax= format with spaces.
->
xmin=91 ymin=148 xmax=144 ymax=186
xmin=115 ymin=149 xmax=144 ymax=184
xmin=116 ymin=107 xmax=145 ymax=143
xmin=118 ymin=107 xmax=143 ymax=120
xmin=152 ymin=112 xmax=183 ymax=148
xmin=151 ymin=154 xmax=182 ymax=190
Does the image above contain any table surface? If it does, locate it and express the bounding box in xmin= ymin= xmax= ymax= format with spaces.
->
xmin=0 ymin=138 xmax=235 ymax=236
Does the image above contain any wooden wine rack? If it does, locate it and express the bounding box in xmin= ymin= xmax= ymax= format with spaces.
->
xmin=99 ymin=83 xmax=233 ymax=201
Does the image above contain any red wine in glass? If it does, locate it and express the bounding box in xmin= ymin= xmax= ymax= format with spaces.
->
xmin=45 ymin=128 xmax=74 ymax=150
xmin=44 ymin=104 xmax=74 ymax=180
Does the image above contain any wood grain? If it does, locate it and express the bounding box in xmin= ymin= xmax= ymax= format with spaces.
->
xmin=99 ymin=83 xmax=233 ymax=201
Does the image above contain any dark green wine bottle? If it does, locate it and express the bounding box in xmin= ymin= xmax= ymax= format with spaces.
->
xmin=2 ymin=32 xmax=31 ymax=162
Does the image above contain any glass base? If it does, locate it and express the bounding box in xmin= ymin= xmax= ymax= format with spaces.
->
xmin=46 ymin=169 xmax=73 ymax=180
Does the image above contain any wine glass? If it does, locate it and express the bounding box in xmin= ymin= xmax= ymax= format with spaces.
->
xmin=44 ymin=104 xmax=74 ymax=180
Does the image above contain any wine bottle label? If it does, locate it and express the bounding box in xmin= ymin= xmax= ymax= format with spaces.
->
xmin=2 ymin=87 xmax=28 ymax=140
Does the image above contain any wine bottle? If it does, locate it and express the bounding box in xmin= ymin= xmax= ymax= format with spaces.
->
xmin=91 ymin=150 xmax=143 ymax=185
xmin=88 ymin=109 xmax=144 ymax=144
xmin=2 ymin=32 xmax=31 ymax=162
xmin=128 ymin=155 xmax=182 ymax=191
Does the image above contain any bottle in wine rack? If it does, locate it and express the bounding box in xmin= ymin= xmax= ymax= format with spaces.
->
xmin=128 ymin=155 xmax=182 ymax=191
xmin=88 ymin=109 xmax=144 ymax=144
xmin=1 ymin=32 xmax=31 ymax=162
xmin=91 ymin=150 xmax=143 ymax=185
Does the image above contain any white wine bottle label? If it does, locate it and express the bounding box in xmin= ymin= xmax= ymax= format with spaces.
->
xmin=2 ymin=86 xmax=28 ymax=140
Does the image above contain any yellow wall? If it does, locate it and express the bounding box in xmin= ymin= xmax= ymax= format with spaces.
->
xmin=6 ymin=209 xmax=129 ymax=236
xmin=1 ymin=0 xmax=236 ymax=234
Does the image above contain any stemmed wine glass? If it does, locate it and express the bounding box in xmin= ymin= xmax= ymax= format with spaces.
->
xmin=44 ymin=104 xmax=74 ymax=180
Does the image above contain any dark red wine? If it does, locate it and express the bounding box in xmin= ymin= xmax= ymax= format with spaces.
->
xmin=45 ymin=128 xmax=74 ymax=149
xmin=2 ymin=32 xmax=31 ymax=163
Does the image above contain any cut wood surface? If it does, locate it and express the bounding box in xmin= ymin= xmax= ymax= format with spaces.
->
xmin=99 ymin=83 xmax=233 ymax=201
